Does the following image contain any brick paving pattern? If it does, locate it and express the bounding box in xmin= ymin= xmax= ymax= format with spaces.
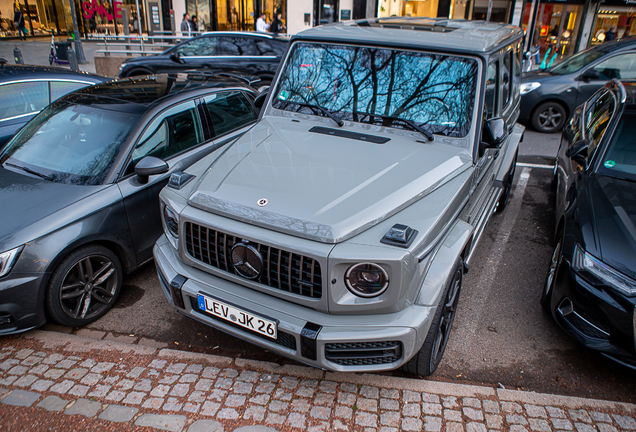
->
xmin=0 ymin=332 xmax=635 ymax=432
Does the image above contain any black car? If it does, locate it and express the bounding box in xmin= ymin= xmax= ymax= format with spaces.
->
xmin=544 ymin=79 xmax=636 ymax=369
xmin=119 ymin=32 xmax=289 ymax=91
xmin=0 ymin=61 xmax=108 ymax=147
xmin=520 ymin=38 xmax=636 ymax=133
xmin=0 ymin=73 xmax=262 ymax=333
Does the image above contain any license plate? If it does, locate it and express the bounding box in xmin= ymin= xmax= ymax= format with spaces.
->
xmin=197 ymin=294 xmax=277 ymax=339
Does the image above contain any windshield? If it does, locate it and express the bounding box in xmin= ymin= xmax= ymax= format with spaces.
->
xmin=271 ymin=43 xmax=478 ymax=138
xmin=550 ymin=48 xmax=605 ymax=75
xmin=0 ymin=102 xmax=140 ymax=185
xmin=598 ymin=112 xmax=636 ymax=182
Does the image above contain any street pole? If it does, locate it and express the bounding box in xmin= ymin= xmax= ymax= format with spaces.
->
xmin=68 ymin=0 xmax=88 ymax=64
xmin=134 ymin=0 xmax=142 ymax=35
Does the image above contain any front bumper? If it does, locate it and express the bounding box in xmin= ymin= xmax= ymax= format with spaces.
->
xmin=551 ymin=257 xmax=636 ymax=369
xmin=153 ymin=235 xmax=435 ymax=372
xmin=0 ymin=272 xmax=47 ymax=335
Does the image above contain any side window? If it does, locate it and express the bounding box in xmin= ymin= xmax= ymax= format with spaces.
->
xmin=591 ymin=54 xmax=636 ymax=80
xmin=132 ymin=100 xmax=203 ymax=163
xmin=0 ymin=82 xmax=49 ymax=122
xmin=584 ymin=90 xmax=616 ymax=162
xmin=502 ymin=50 xmax=512 ymax=108
xmin=484 ymin=61 xmax=499 ymax=119
xmin=513 ymin=43 xmax=521 ymax=98
xmin=50 ymin=81 xmax=91 ymax=102
xmin=216 ymin=37 xmax=258 ymax=56
xmin=176 ymin=37 xmax=217 ymax=56
xmin=255 ymin=40 xmax=275 ymax=56
xmin=203 ymin=92 xmax=255 ymax=137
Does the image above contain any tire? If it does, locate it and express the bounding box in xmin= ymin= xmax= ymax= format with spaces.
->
xmin=256 ymin=79 xmax=272 ymax=93
xmin=496 ymin=150 xmax=518 ymax=213
xmin=532 ymin=101 xmax=567 ymax=133
xmin=45 ymin=245 xmax=122 ymax=327
xmin=402 ymin=257 xmax=463 ymax=376
xmin=541 ymin=230 xmax=563 ymax=312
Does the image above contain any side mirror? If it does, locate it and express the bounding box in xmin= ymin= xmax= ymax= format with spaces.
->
xmin=135 ymin=156 xmax=169 ymax=184
xmin=254 ymin=90 xmax=268 ymax=111
xmin=524 ymin=51 xmax=531 ymax=59
xmin=580 ymin=69 xmax=600 ymax=81
xmin=565 ymin=139 xmax=588 ymax=165
xmin=482 ymin=117 xmax=508 ymax=147
xmin=170 ymin=52 xmax=185 ymax=64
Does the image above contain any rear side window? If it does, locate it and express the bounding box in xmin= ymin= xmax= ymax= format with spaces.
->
xmin=217 ymin=37 xmax=258 ymax=56
xmin=255 ymin=40 xmax=276 ymax=56
xmin=203 ymin=91 xmax=255 ymax=136
xmin=0 ymin=82 xmax=49 ymax=122
xmin=502 ymin=50 xmax=512 ymax=108
xmin=484 ymin=61 xmax=499 ymax=119
xmin=50 ymin=81 xmax=91 ymax=102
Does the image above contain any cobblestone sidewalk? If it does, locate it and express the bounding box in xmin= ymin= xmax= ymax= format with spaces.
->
xmin=0 ymin=330 xmax=635 ymax=432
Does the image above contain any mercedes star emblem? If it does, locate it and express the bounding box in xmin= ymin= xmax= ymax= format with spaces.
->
xmin=230 ymin=242 xmax=263 ymax=279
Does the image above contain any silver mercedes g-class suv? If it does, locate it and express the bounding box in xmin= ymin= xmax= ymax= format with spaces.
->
xmin=154 ymin=18 xmax=524 ymax=376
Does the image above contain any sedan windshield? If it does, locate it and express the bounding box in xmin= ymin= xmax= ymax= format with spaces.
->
xmin=598 ymin=112 xmax=636 ymax=182
xmin=272 ymin=43 xmax=478 ymax=137
xmin=0 ymin=102 xmax=139 ymax=185
xmin=549 ymin=48 xmax=605 ymax=75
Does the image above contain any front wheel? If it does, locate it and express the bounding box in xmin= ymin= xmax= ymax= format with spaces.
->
xmin=45 ymin=245 xmax=122 ymax=327
xmin=532 ymin=101 xmax=567 ymax=133
xmin=541 ymin=230 xmax=563 ymax=312
xmin=402 ymin=258 xmax=463 ymax=376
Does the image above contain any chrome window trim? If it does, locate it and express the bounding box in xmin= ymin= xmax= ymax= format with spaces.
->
xmin=0 ymin=78 xmax=96 ymax=86
xmin=182 ymin=55 xmax=277 ymax=59
xmin=0 ymin=111 xmax=39 ymax=123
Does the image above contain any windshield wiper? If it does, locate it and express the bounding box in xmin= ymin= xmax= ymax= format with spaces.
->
xmin=357 ymin=112 xmax=434 ymax=141
xmin=4 ymin=162 xmax=54 ymax=181
xmin=287 ymin=101 xmax=344 ymax=127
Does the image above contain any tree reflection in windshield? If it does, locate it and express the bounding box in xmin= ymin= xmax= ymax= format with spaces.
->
xmin=272 ymin=43 xmax=478 ymax=137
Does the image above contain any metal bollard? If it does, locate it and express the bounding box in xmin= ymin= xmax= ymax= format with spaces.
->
xmin=67 ymin=46 xmax=79 ymax=71
xmin=13 ymin=46 xmax=24 ymax=64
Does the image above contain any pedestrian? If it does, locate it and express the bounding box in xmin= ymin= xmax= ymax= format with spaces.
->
xmin=256 ymin=13 xmax=269 ymax=33
xmin=605 ymin=27 xmax=616 ymax=42
xmin=181 ymin=13 xmax=192 ymax=37
xmin=13 ymin=6 xmax=27 ymax=40
xmin=190 ymin=15 xmax=198 ymax=33
xmin=270 ymin=13 xmax=285 ymax=34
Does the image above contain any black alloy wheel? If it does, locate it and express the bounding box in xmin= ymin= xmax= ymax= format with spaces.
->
xmin=402 ymin=258 xmax=463 ymax=376
xmin=46 ymin=245 xmax=122 ymax=327
xmin=541 ymin=230 xmax=563 ymax=312
xmin=532 ymin=101 xmax=567 ymax=133
xmin=496 ymin=150 xmax=518 ymax=213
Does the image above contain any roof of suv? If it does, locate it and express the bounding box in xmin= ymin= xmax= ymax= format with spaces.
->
xmin=294 ymin=18 xmax=523 ymax=54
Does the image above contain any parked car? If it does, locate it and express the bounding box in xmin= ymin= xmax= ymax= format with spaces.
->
xmin=118 ymin=32 xmax=289 ymax=92
xmin=544 ymin=79 xmax=636 ymax=369
xmin=520 ymin=38 xmax=636 ymax=133
xmin=0 ymin=73 xmax=262 ymax=334
xmin=153 ymin=18 xmax=524 ymax=376
xmin=0 ymin=60 xmax=108 ymax=147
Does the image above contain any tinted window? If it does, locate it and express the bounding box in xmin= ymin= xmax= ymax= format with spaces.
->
xmin=204 ymin=91 xmax=255 ymax=136
xmin=598 ymin=112 xmax=636 ymax=180
xmin=176 ymin=37 xmax=217 ymax=56
xmin=591 ymin=54 xmax=636 ymax=80
xmin=485 ymin=61 xmax=498 ymax=119
xmin=50 ymin=81 xmax=91 ymax=102
xmin=502 ymin=51 xmax=512 ymax=107
xmin=513 ymin=44 xmax=521 ymax=97
xmin=273 ymin=43 xmax=478 ymax=138
xmin=132 ymin=100 xmax=203 ymax=162
xmin=255 ymin=40 xmax=276 ymax=56
xmin=584 ymin=90 xmax=616 ymax=162
xmin=217 ymin=37 xmax=258 ymax=56
xmin=0 ymin=102 xmax=139 ymax=185
xmin=0 ymin=82 xmax=49 ymax=122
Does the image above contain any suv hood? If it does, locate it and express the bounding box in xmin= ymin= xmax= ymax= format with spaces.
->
xmin=188 ymin=117 xmax=471 ymax=243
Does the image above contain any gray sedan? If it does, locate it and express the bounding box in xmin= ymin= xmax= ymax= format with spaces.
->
xmin=0 ymin=73 xmax=260 ymax=333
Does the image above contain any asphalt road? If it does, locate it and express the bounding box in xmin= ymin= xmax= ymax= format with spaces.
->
xmin=85 ymin=129 xmax=636 ymax=403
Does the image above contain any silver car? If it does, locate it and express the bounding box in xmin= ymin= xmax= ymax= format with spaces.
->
xmin=153 ymin=18 xmax=524 ymax=375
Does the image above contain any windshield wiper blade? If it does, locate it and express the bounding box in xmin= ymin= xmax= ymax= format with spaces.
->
xmin=357 ymin=112 xmax=434 ymax=141
xmin=4 ymin=162 xmax=54 ymax=181
xmin=287 ymin=101 xmax=344 ymax=127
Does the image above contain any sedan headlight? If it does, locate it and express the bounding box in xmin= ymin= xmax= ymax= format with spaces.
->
xmin=520 ymin=82 xmax=541 ymax=95
xmin=572 ymin=244 xmax=636 ymax=296
xmin=163 ymin=205 xmax=179 ymax=249
xmin=345 ymin=263 xmax=389 ymax=297
xmin=0 ymin=246 xmax=24 ymax=278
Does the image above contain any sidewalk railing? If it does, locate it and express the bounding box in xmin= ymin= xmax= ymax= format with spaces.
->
xmin=89 ymin=32 xmax=204 ymax=57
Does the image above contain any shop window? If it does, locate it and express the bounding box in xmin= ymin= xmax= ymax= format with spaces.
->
xmin=485 ymin=61 xmax=499 ymax=119
xmin=591 ymin=54 xmax=636 ymax=80
xmin=50 ymin=81 xmax=91 ymax=103
xmin=177 ymin=37 xmax=217 ymax=56
xmin=0 ymin=82 xmax=49 ymax=122
xmin=204 ymin=92 xmax=255 ymax=137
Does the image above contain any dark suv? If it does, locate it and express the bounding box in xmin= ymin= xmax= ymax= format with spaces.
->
xmin=119 ymin=32 xmax=289 ymax=91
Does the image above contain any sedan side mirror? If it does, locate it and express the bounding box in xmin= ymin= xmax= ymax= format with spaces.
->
xmin=135 ymin=156 xmax=169 ymax=184
xmin=482 ymin=117 xmax=508 ymax=147
xmin=580 ymin=69 xmax=600 ymax=81
xmin=170 ymin=52 xmax=186 ymax=64
xmin=565 ymin=139 xmax=588 ymax=166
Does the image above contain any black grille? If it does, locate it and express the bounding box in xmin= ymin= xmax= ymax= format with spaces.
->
xmin=325 ymin=341 xmax=403 ymax=366
xmin=567 ymin=311 xmax=610 ymax=340
xmin=184 ymin=222 xmax=322 ymax=299
xmin=189 ymin=296 xmax=297 ymax=351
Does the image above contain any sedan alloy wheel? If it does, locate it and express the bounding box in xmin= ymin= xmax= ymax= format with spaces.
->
xmin=532 ymin=102 xmax=567 ymax=133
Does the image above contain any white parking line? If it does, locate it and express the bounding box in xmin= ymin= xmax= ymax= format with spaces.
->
xmin=461 ymin=167 xmax=532 ymax=342
xmin=516 ymin=162 xmax=554 ymax=169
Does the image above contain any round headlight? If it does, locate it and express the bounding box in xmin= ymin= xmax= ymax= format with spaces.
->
xmin=345 ymin=263 xmax=389 ymax=298
xmin=163 ymin=206 xmax=179 ymax=238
